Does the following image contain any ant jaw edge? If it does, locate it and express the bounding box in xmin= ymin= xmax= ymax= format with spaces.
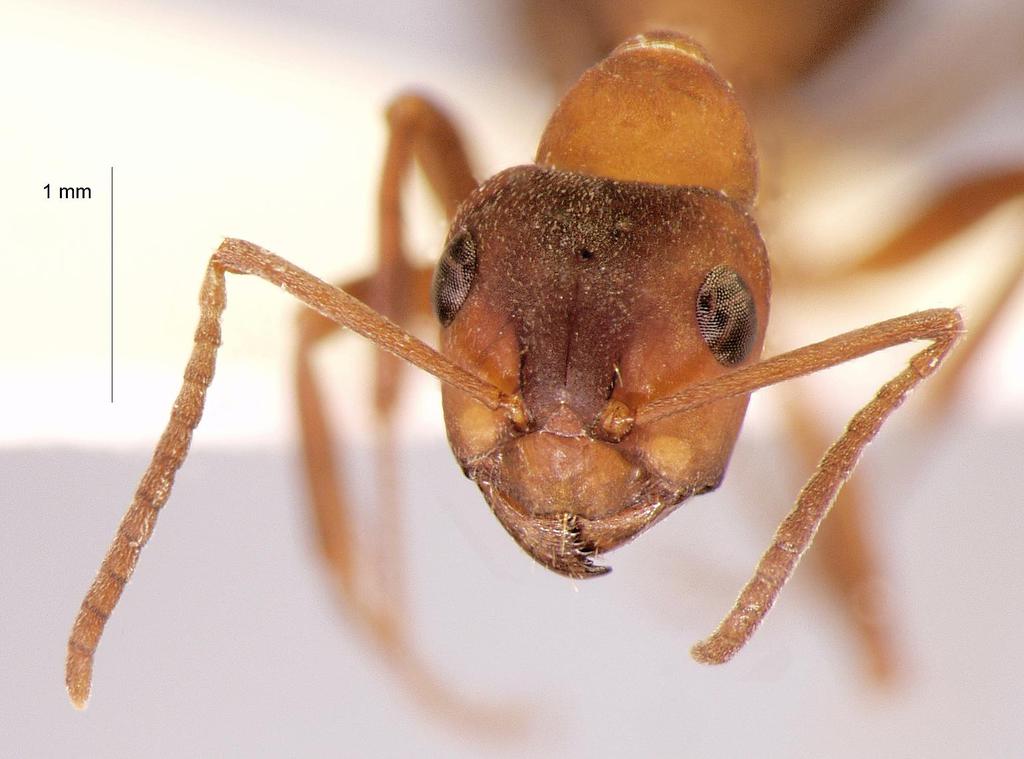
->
xmin=479 ymin=480 xmax=612 ymax=579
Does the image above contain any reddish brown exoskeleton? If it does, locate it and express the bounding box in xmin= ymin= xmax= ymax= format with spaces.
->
xmin=522 ymin=3 xmax=1024 ymax=681
xmin=520 ymin=2 xmax=1024 ymax=680
xmin=66 ymin=32 xmax=963 ymax=716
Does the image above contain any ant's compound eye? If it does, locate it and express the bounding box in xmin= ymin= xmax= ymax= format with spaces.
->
xmin=432 ymin=230 xmax=478 ymax=326
xmin=695 ymin=265 xmax=757 ymax=365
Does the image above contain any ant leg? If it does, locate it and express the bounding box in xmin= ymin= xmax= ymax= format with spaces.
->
xmin=295 ymin=275 xmax=377 ymax=629
xmin=297 ymin=276 xmax=525 ymax=731
xmin=833 ymin=168 xmax=1023 ymax=277
xmin=797 ymin=167 xmax=1024 ymax=411
xmin=295 ymin=96 xmax=522 ymax=728
xmin=297 ymin=91 xmax=474 ymax=633
xmin=925 ymin=250 xmax=1023 ymax=412
xmin=632 ymin=308 xmax=963 ymax=665
xmin=295 ymin=269 xmax=442 ymax=646
xmin=782 ymin=248 xmax=1022 ymax=681
xmin=292 ymin=89 xmax=478 ymax=630
xmin=368 ymin=93 xmax=474 ymax=638
xmin=774 ymin=168 xmax=1023 ymax=675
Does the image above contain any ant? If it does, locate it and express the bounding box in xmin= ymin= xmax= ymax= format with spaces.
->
xmin=66 ymin=31 xmax=964 ymax=715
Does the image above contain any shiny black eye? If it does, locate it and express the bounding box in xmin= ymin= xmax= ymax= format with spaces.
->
xmin=431 ymin=229 xmax=478 ymax=326
xmin=696 ymin=265 xmax=756 ymax=365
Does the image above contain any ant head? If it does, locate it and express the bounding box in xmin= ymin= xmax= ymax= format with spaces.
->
xmin=433 ymin=166 xmax=769 ymax=577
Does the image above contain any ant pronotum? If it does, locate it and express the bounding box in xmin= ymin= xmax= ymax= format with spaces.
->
xmin=66 ymin=31 xmax=964 ymax=712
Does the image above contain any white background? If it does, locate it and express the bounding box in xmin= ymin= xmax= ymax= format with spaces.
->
xmin=2 ymin=1 xmax=1022 ymax=756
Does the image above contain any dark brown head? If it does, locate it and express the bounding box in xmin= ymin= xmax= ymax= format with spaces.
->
xmin=432 ymin=32 xmax=770 ymax=577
